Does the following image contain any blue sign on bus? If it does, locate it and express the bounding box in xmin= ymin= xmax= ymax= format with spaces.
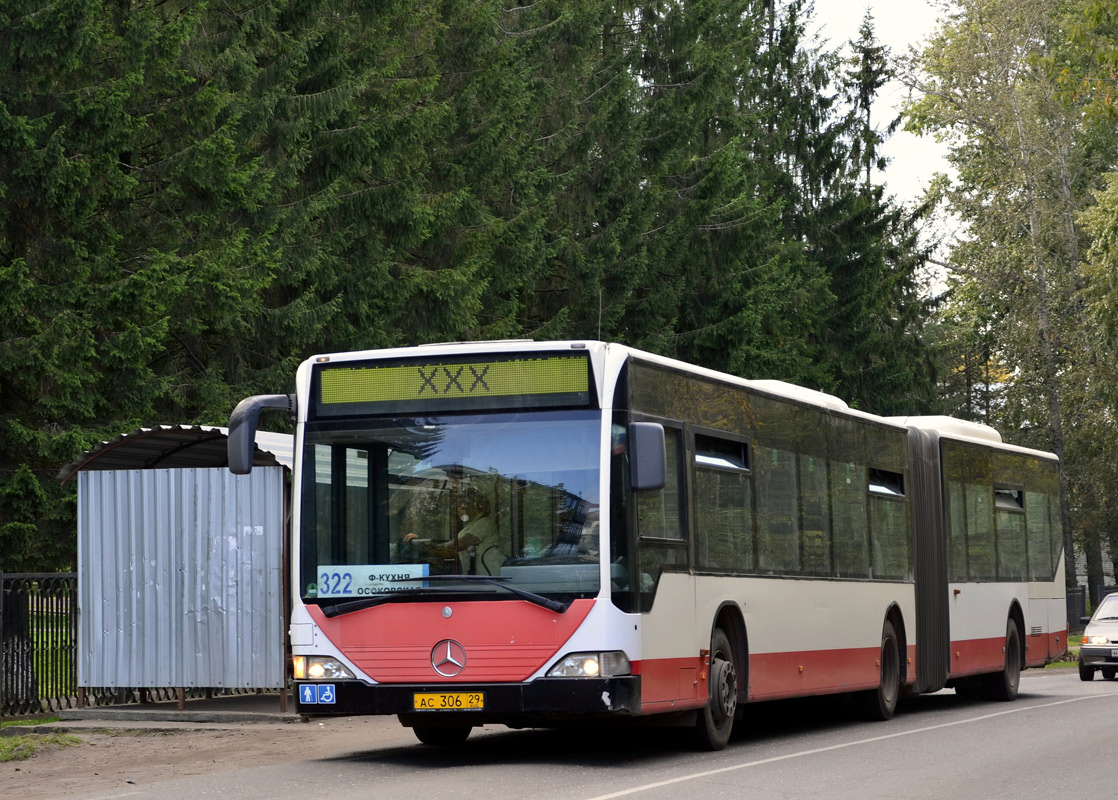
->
xmin=299 ymin=684 xmax=336 ymax=705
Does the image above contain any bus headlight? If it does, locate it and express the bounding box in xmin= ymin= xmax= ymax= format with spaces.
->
xmin=293 ymin=656 xmax=355 ymax=680
xmin=547 ymin=651 xmax=631 ymax=678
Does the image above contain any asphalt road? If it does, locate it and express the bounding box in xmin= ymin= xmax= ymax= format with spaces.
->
xmin=80 ymin=669 xmax=1117 ymax=800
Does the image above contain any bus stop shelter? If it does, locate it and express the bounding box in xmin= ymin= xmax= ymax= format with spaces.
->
xmin=60 ymin=426 xmax=293 ymax=709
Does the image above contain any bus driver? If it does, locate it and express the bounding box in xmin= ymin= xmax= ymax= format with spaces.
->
xmin=406 ymin=489 xmax=503 ymax=575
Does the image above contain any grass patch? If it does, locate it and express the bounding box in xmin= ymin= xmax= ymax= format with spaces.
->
xmin=0 ymin=733 xmax=82 ymax=763
xmin=0 ymin=716 xmax=60 ymax=729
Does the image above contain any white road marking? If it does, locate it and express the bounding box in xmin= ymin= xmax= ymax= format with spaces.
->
xmin=585 ymin=694 xmax=1116 ymax=799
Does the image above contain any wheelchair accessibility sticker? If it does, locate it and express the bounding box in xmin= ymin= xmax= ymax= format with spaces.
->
xmin=300 ymin=684 xmax=336 ymax=704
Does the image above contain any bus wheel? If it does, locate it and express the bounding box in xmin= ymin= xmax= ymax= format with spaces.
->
xmin=983 ymin=619 xmax=1021 ymax=701
xmin=858 ymin=619 xmax=900 ymax=721
xmin=412 ymin=725 xmax=472 ymax=746
xmin=693 ymin=629 xmax=738 ymax=751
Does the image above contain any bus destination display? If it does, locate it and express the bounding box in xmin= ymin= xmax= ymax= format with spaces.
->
xmin=313 ymin=352 xmax=592 ymax=415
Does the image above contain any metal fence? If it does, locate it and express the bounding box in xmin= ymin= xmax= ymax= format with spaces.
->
xmin=1 ymin=573 xmax=78 ymax=717
xmin=1067 ymin=587 xmax=1087 ymax=633
xmin=1 ymin=573 xmax=273 ymax=717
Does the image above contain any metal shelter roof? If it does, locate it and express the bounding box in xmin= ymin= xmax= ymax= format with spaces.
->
xmin=58 ymin=425 xmax=294 ymax=483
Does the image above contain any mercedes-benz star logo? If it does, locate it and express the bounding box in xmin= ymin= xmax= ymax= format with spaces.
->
xmin=431 ymin=639 xmax=467 ymax=677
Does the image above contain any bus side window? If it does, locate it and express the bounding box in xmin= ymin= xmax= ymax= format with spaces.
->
xmin=965 ymin=483 xmax=996 ymax=580
xmin=829 ymin=416 xmax=869 ymax=579
xmin=1025 ymin=490 xmax=1053 ymax=581
xmin=799 ymin=453 xmax=830 ymax=576
xmin=609 ymin=422 xmax=637 ymax=612
xmin=636 ymin=427 xmax=686 ymax=609
xmin=693 ymin=433 xmax=753 ymax=574
xmin=995 ymin=485 xmax=1027 ymax=580
xmin=755 ymin=445 xmax=800 ymax=574
xmin=868 ymin=468 xmax=910 ymax=580
xmin=636 ymin=427 xmax=683 ymax=541
xmin=946 ymin=479 xmax=968 ymax=581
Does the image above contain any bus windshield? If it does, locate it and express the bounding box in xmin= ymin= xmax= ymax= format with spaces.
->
xmin=299 ymin=410 xmax=603 ymax=607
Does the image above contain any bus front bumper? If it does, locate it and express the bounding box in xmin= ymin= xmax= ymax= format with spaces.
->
xmin=294 ymin=676 xmax=642 ymax=722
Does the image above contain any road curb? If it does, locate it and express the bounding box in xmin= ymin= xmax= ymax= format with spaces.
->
xmin=2 ymin=717 xmax=306 ymax=737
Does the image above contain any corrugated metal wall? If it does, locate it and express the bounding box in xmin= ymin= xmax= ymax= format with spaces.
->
xmin=78 ymin=467 xmax=285 ymax=689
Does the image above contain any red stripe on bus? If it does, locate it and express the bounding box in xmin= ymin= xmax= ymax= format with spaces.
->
xmin=947 ymin=635 xmax=1010 ymax=677
xmin=746 ymin=647 xmax=883 ymax=701
xmin=633 ymin=656 xmax=708 ymax=712
xmin=635 ymin=643 xmax=919 ymax=711
xmin=1047 ymin=628 xmax=1068 ymax=662
xmin=950 ymin=625 xmax=1067 ymax=674
xmin=1023 ymin=628 xmax=1062 ymax=668
xmin=306 ymin=598 xmax=595 ymax=683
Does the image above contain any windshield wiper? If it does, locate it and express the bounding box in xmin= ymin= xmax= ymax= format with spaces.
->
xmin=317 ymin=576 xmax=568 ymax=618
xmin=413 ymin=575 xmax=569 ymax=613
xmin=319 ymin=587 xmax=466 ymax=618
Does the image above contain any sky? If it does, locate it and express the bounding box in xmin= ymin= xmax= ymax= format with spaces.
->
xmin=809 ymin=0 xmax=948 ymax=206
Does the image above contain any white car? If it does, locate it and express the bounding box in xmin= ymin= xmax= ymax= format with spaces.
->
xmin=1079 ymin=592 xmax=1118 ymax=681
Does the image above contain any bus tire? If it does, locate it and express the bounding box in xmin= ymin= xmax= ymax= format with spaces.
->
xmin=412 ymin=725 xmax=472 ymax=746
xmin=983 ymin=619 xmax=1021 ymax=701
xmin=858 ymin=619 xmax=900 ymax=721
xmin=693 ymin=628 xmax=738 ymax=751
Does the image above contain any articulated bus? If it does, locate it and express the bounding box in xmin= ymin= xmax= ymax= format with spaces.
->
xmin=228 ymin=340 xmax=1067 ymax=749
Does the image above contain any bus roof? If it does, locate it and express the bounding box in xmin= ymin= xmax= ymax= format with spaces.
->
xmin=297 ymin=341 xmax=1056 ymax=460
xmin=888 ymin=415 xmax=1058 ymax=461
xmin=888 ymin=415 xmax=1003 ymax=444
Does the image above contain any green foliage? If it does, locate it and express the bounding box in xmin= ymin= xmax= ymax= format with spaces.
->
xmin=906 ymin=0 xmax=1118 ymax=590
xmin=1051 ymin=0 xmax=1118 ymax=119
xmin=1081 ymin=172 xmax=1118 ymax=574
xmin=0 ymin=0 xmax=937 ymax=571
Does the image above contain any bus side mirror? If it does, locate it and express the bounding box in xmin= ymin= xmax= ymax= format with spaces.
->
xmin=628 ymin=422 xmax=666 ymax=491
xmin=228 ymin=394 xmax=294 ymax=475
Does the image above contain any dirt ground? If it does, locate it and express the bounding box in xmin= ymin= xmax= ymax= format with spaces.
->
xmin=4 ymin=716 xmax=411 ymax=799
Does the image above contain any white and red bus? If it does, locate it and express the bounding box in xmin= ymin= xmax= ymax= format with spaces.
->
xmin=228 ymin=340 xmax=1067 ymax=749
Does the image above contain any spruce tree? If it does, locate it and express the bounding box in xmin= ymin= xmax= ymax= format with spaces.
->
xmin=809 ymin=11 xmax=936 ymax=413
xmin=0 ymin=1 xmax=197 ymax=569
